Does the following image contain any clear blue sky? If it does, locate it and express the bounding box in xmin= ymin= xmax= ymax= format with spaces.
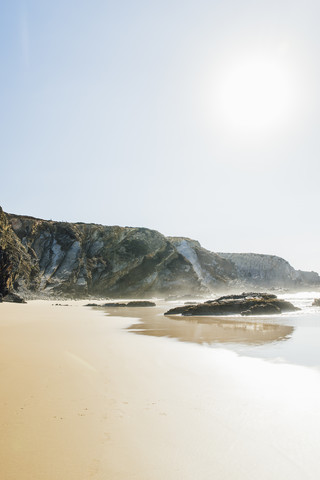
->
xmin=1 ymin=1 xmax=320 ymax=272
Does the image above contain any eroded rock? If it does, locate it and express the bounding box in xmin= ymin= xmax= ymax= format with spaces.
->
xmin=102 ymin=303 xmax=127 ymax=307
xmin=1 ymin=206 xmax=319 ymax=300
xmin=164 ymin=292 xmax=299 ymax=316
xmin=2 ymin=292 xmax=27 ymax=303
xmin=86 ymin=301 xmax=156 ymax=308
xmin=126 ymin=301 xmax=156 ymax=307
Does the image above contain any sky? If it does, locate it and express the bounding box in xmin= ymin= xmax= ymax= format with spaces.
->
xmin=1 ymin=1 xmax=320 ymax=273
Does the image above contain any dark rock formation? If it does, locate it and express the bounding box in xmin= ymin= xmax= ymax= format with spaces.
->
xmin=312 ymin=298 xmax=320 ymax=306
xmin=85 ymin=301 xmax=156 ymax=307
xmin=6 ymin=212 xmax=204 ymax=298
xmin=0 ymin=207 xmax=319 ymax=299
xmin=126 ymin=301 xmax=156 ymax=307
xmin=0 ymin=207 xmax=39 ymax=299
xmin=164 ymin=293 xmax=299 ymax=316
xmin=241 ymin=304 xmax=281 ymax=316
xmin=2 ymin=292 xmax=27 ymax=303
xmin=102 ymin=303 xmax=127 ymax=307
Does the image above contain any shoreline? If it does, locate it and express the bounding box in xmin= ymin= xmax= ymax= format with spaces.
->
xmin=1 ymin=300 xmax=320 ymax=479
xmin=4 ymin=284 xmax=320 ymax=304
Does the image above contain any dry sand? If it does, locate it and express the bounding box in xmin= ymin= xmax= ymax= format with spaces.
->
xmin=0 ymin=300 xmax=320 ymax=479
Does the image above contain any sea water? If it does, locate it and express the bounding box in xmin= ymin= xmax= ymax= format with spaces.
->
xmin=119 ymin=292 xmax=320 ymax=368
xmin=232 ymin=291 xmax=320 ymax=367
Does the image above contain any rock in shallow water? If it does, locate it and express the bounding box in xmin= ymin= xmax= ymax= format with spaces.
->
xmin=102 ymin=303 xmax=127 ymax=307
xmin=126 ymin=301 xmax=156 ymax=307
xmin=164 ymin=292 xmax=299 ymax=316
xmin=241 ymin=303 xmax=281 ymax=316
xmin=84 ymin=301 xmax=156 ymax=308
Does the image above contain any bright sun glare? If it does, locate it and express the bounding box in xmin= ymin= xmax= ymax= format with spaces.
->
xmin=218 ymin=56 xmax=295 ymax=133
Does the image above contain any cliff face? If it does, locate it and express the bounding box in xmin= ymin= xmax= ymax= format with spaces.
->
xmin=169 ymin=239 xmax=320 ymax=290
xmin=168 ymin=237 xmax=238 ymax=289
xmin=7 ymin=213 xmax=203 ymax=297
xmin=0 ymin=208 xmax=39 ymax=298
xmin=217 ymin=252 xmax=319 ymax=288
xmin=1 ymin=208 xmax=319 ymax=299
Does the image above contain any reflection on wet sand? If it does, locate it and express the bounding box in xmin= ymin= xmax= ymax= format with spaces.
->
xmin=101 ymin=306 xmax=294 ymax=346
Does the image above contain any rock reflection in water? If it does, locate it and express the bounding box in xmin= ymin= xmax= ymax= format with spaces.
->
xmin=102 ymin=306 xmax=294 ymax=346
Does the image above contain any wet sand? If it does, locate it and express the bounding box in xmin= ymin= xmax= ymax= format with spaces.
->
xmin=123 ymin=305 xmax=294 ymax=345
xmin=1 ymin=300 xmax=320 ymax=479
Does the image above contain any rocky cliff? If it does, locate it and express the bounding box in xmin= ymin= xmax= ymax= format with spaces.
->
xmin=168 ymin=237 xmax=238 ymax=289
xmin=168 ymin=239 xmax=320 ymax=291
xmin=217 ymin=252 xmax=319 ymax=288
xmin=6 ymin=212 xmax=204 ymax=298
xmin=0 ymin=208 xmax=39 ymax=299
xmin=0 ymin=208 xmax=319 ymax=299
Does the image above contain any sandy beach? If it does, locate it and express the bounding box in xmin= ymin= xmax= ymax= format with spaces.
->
xmin=1 ymin=301 xmax=320 ymax=480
